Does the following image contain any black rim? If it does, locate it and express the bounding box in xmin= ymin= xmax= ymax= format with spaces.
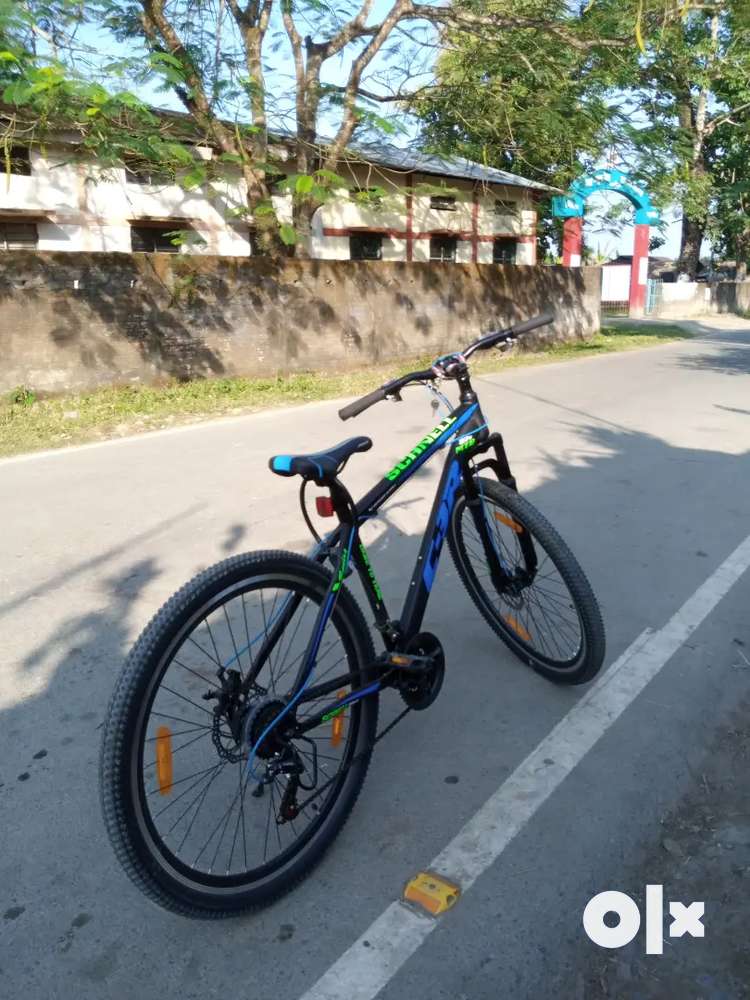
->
xmin=130 ymin=572 xmax=365 ymax=889
xmin=454 ymin=491 xmax=585 ymax=670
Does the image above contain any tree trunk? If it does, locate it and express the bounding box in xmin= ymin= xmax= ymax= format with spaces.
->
xmin=242 ymin=164 xmax=287 ymax=258
xmin=292 ymin=197 xmax=320 ymax=259
xmin=735 ymin=233 xmax=749 ymax=281
xmin=677 ymin=216 xmax=703 ymax=280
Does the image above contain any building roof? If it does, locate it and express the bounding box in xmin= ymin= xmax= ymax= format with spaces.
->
xmin=0 ymin=100 xmax=551 ymax=193
xmin=348 ymin=140 xmax=553 ymax=192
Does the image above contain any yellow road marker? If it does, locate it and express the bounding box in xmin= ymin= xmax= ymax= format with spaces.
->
xmin=403 ymin=872 xmax=460 ymax=916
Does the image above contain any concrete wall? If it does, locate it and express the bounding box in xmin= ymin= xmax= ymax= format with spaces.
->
xmin=649 ymin=280 xmax=750 ymax=319
xmin=0 ymin=252 xmax=600 ymax=394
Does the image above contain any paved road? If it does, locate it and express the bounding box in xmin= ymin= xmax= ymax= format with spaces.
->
xmin=1 ymin=316 xmax=749 ymax=999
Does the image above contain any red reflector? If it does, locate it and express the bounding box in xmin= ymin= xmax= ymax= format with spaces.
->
xmin=316 ymin=496 xmax=335 ymax=517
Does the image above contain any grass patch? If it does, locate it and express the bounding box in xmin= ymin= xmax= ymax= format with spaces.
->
xmin=0 ymin=322 xmax=689 ymax=459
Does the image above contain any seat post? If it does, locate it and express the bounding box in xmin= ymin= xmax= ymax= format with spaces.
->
xmin=328 ymin=477 xmax=357 ymax=527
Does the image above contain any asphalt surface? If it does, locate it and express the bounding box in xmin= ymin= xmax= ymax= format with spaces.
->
xmin=1 ymin=315 xmax=749 ymax=999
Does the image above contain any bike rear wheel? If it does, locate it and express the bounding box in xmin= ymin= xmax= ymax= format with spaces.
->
xmin=448 ymin=478 xmax=605 ymax=684
xmin=100 ymin=550 xmax=377 ymax=918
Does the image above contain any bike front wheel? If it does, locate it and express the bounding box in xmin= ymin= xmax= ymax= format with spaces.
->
xmin=100 ymin=550 xmax=378 ymax=918
xmin=448 ymin=478 xmax=605 ymax=684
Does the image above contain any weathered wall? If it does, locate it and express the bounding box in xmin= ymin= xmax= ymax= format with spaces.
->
xmin=0 ymin=252 xmax=601 ymax=394
xmin=650 ymin=280 xmax=750 ymax=319
xmin=714 ymin=280 xmax=750 ymax=315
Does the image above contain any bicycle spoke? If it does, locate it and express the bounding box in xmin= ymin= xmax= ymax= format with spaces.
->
xmin=460 ymin=494 xmax=584 ymax=665
xmin=139 ymin=572 xmax=365 ymax=886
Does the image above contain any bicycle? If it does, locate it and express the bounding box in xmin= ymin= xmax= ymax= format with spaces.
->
xmin=100 ymin=311 xmax=605 ymax=918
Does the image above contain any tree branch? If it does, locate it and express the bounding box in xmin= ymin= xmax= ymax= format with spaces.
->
xmin=408 ymin=4 xmax=631 ymax=51
xmin=706 ymin=101 xmax=750 ymax=136
xmin=139 ymin=0 xmax=237 ymax=154
xmin=325 ymin=0 xmax=412 ymax=164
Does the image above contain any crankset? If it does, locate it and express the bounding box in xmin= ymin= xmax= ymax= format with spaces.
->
xmin=396 ymin=631 xmax=445 ymax=711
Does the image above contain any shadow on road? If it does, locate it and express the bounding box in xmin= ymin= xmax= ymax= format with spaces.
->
xmin=1 ymin=409 xmax=749 ymax=998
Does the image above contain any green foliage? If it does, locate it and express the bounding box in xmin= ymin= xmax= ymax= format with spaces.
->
xmin=279 ymin=223 xmax=298 ymax=246
xmin=9 ymin=385 xmax=36 ymax=408
xmin=415 ymin=0 xmax=750 ymax=270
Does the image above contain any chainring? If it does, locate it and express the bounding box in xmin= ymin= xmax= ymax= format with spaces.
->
xmin=398 ymin=631 xmax=445 ymax=711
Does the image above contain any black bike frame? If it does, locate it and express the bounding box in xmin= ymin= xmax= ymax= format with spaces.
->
xmin=244 ymin=388 xmax=523 ymax=752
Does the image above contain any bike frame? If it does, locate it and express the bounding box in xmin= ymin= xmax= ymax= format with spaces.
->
xmin=244 ymin=388 xmax=526 ymax=757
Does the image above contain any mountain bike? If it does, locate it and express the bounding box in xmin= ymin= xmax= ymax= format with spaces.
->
xmin=100 ymin=311 xmax=605 ymax=918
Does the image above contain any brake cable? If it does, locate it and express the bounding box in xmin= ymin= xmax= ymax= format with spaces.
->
xmin=299 ymin=479 xmax=322 ymax=544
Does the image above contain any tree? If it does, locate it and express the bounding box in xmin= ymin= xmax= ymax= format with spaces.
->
xmin=707 ymin=122 xmax=750 ymax=279
xmin=412 ymin=0 xmax=618 ymax=259
xmin=625 ymin=2 xmax=749 ymax=277
xmin=1 ymin=0 xmax=644 ymax=257
xmin=415 ymin=1 xmax=750 ymax=278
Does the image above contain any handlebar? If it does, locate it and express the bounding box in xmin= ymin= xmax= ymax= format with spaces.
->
xmin=338 ymin=367 xmax=433 ymax=420
xmin=338 ymin=311 xmax=554 ymax=421
xmin=462 ymin=310 xmax=555 ymax=358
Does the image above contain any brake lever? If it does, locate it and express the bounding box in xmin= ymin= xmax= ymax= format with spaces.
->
xmin=496 ymin=336 xmax=518 ymax=352
xmin=385 ymin=390 xmax=402 ymax=402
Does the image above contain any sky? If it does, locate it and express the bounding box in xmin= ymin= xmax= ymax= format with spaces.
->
xmin=585 ymin=189 xmax=684 ymax=260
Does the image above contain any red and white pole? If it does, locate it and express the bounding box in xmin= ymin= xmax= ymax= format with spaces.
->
xmin=629 ymin=223 xmax=650 ymax=316
xmin=562 ymin=217 xmax=583 ymax=267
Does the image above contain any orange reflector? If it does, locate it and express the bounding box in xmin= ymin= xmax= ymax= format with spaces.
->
xmin=331 ymin=690 xmax=346 ymax=747
xmin=503 ymin=614 xmax=531 ymax=643
xmin=494 ymin=512 xmax=523 ymax=533
xmin=155 ymin=725 xmax=173 ymax=796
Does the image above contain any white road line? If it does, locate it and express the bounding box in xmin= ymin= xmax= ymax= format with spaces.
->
xmin=300 ymin=531 xmax=750 ymax=1000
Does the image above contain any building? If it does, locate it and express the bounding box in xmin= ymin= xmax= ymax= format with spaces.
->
xmin=603 ymin=253 xmax=678 ymax=281
xmin=0 ymin=128 xmax=547 ymax=264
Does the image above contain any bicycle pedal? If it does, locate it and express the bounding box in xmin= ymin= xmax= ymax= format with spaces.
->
xmin=386 ymin=652 xmax=433 ymax=673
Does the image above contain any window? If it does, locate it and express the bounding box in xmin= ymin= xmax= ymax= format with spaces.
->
xmin=0 ymin=222 xmax=38 ymax=250
xmin=3 ymin=146 xmax=32 ymax=176
xmin=493 ymin=237 xmax=516 ymax=265
xmin=124 ymin=158 xmax=172 ymax=186
xmin=350 ymin=232 xmax=383 ymax=261
xmin=430 ymin=195 xmax=456 ymax=212
xmin=130 ymin=224 xmax=182 ymax=253
xmin=494 ymin=199 xmax=515 ymax=216
xmin=430 ymin=235 xmax=456 ymax=262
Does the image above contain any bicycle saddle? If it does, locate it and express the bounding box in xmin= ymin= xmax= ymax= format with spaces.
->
xmin=269 ymin=436 xmax=372 ymax=482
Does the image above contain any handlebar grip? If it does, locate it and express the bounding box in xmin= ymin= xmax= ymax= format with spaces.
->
xmin=339 ymin=386 xmax=387 ymax=421
xmin=510 ymin=311 xmax=555 ymax=336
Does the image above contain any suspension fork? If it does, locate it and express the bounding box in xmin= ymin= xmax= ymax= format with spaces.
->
xmin=460 ymin=463 xmax=511 ymax=592
xmin=460 ymin=436 xmax=538 ymax=582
